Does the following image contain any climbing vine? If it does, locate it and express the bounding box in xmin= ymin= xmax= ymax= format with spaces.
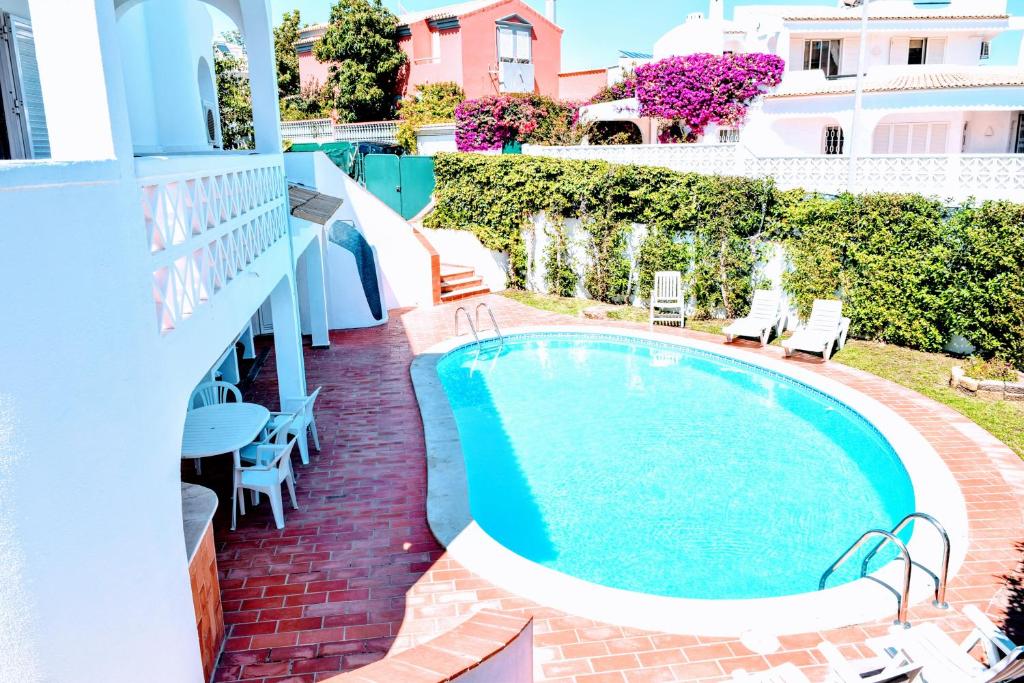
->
xmin=543 ymin=220 xmax=578 ymax=298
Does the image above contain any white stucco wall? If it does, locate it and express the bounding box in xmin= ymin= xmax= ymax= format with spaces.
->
xmin=117 ymin=0 xmax=219 ymax=153
xmin=284 ymin=152 xmax=435 ymax=310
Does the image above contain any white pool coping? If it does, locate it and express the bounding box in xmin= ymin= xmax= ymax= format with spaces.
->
xmin=410 ymin=325 xmax=970 ymax=638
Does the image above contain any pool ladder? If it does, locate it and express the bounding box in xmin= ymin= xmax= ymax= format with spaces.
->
xmin=454 ymin=303 xmax=504 ymax=351
xmin=819 ymin=512 xmax=950 ymax=628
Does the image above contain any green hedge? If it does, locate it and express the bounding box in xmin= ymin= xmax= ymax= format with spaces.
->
xmin=426 ymin=153 xmax=1024 ymax=368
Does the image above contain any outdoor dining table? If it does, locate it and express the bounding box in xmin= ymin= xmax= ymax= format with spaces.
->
xmin=181 ymin=402 xmax=271 ymax=470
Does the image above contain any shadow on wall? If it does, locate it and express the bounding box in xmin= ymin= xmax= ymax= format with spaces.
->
xmin=999 ymin=542 xmax=1024 ymax=643
xmin=328 ymin=220 xmax=384 ymax=322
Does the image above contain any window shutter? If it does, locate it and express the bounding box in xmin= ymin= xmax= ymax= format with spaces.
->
xmin=872 ymin=124 xmax=891 ymax=154
xmin=926 ymin=38 xmax=946 ymax=65
xmin=497 ymin=26 xmax=515 ymax=61
xmin=910 ymin=124 xmax=929 ymax=154
xmin=515 ymin=27 xmax=531 ymax=63
xmin=889 ymin=38 xmax=909 ymax=65
xmin=8 ymin=14 xmax=47 ymax=159
xmin=0 ymin=13 xmax=29 ymax=159
xmin=929 ymin=123 xmax=948 ymax=153
xmin=891 ymin=124 xmax=910 ymax=153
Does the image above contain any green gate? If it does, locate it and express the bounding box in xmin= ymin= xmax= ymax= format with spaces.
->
xmin=363 ymin=154 xmax=436 ymax=220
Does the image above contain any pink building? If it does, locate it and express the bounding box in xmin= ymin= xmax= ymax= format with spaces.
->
xmin=296 ymin=0 xmax=563 ymax=102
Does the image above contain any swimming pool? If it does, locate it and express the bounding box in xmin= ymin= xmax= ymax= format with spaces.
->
xmin=436 ymin=333 xmax=915 ymax=599
xmin=413 ymin=326 xmax=968 ymax=635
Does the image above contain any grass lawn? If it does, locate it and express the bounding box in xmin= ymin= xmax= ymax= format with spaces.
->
xmin=501 ymin=290 xmax=1024 ymax=459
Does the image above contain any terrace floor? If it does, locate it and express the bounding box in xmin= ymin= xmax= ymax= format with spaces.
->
xmin=207 ymin=294 xmax=1024 ymax=683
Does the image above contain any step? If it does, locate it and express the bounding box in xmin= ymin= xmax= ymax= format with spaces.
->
xmin=440 ymin=275 xmax=485 ymax=293
xmin=440 ymin=264 xmax=475 ymax=280
xmin=440 ymin=285 xmax=492 ymax=303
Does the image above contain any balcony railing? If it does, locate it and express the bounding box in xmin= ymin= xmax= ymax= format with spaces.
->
xmin=280 ymin=119 xmax=399 ymax=145
xmin=136 ymin=153 xmax=289 ymax=335
xmin=524 ymin=144 xmax=1024 ymax=203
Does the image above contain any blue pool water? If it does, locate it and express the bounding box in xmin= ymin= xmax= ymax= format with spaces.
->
xmin=436 ymin=333 xmax=916 ymax=600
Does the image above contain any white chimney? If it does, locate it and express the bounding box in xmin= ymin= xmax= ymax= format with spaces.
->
xmin=546 ymin=0 xmax=557 ymax=23
xmin=709 ymin=0 xmax=724 ymax=22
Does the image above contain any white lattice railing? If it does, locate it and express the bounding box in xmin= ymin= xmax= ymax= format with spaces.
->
xmin=524 ymin=144 xmax=1024 ymax=202
xmin=137 ymin=154 xmax=289 ymax=335
xmin=280 ymin=119 xmax=399 ymax=145
xmin=280 ymin=118 xmax=334 ymax=141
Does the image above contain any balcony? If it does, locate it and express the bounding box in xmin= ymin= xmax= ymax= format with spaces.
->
xmin=136 ymin=153 xmax=290 ymax=335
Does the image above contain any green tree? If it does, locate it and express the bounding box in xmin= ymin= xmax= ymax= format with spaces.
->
xmin=214 ymin=51 xmax=253 ymax=150
xmin=396 ymin=82 xmax=464 ymax=153
xmin=274 ymin=10 xmax=302 ymax=101
xmin=313 ymin=0 xmax=407 ymax=122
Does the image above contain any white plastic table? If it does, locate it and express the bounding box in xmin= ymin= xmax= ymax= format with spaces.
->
xmin=181 ymin=403 xmax=270 ymax=462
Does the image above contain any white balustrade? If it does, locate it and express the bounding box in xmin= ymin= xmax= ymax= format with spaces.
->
xmin=524 ymin=144 xmax=1024 ymax=202
xmin=137 ymin=154 xmax=290 ymax=335
xmin=280 ymin=119 xmax=399 ymax=145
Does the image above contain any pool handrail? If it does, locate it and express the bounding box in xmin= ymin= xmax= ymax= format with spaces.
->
xmin=862 ymin=512 xmax=950 ymax=609
xmin=454 ymin=306 xmax=480 ymax=349
xmin=475 ymin=303 xmax=504 ymax=350
xmin=819 ymin=529 xmax=912 ymax=627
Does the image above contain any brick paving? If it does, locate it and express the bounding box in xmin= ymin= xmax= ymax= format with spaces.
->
xmin=204 ymin=294 xmax=1024 ymax=683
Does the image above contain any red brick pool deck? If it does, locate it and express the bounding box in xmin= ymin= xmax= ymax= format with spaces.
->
xmin=210 ymin=294 xmax=1024 ymax=683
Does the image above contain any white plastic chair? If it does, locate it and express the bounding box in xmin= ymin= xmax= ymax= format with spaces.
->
xmin=190 ymin=380 xmax=242 ymax=409
xmin=650 ymin=271 xmax=684 ymax=327
xmin=732 ymin=645 xmax=922 ymax=683
xmin=865 ymin=607 xmax=1024 ymax=683
xmin=232 ymin=415 xmax=299 ymax=530
xmin=782 ymin=299 xmax=844 ymax=361
xmin=723 ymin=289 xmax=786 ymax=346
xmin=265 ymin=386 xmax=322 ymax=466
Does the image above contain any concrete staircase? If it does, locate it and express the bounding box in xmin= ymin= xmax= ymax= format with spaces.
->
xmin=440 ymin=264 xmax=491 ymax=303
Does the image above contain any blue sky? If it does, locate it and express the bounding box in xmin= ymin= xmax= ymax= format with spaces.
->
xmin=257 ymin=0 xmax=1024 ymax=71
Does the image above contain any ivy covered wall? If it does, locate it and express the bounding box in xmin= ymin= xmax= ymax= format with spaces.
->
xmin=425 ymin=153 xmax=1024 ymax=368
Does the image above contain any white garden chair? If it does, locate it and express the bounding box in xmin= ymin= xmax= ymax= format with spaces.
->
xmin=264 ymin=386 xmax=322 ymax=466
xmin=190 ymin=380 xmax=242 ymax=409
xmin=232 ymin=415 xmax=299 ymax=530
xmin=782 ymin=299 xmax=845 ymax=361
xmin=863 ymin=607 xmax=1024 ymax=683
xmin=723 ymin=289 xmax=786 ymax=346
xmin=187 ymin=380 xmax=243 ymax=474
xmin=650 ymin=271 xmax=684 ymax=327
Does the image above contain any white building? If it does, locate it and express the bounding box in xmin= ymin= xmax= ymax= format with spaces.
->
xmin=588 ymin=0 xmax=1024 ymax=158
xmin=0 ymin=1 xmax=436 ymax=681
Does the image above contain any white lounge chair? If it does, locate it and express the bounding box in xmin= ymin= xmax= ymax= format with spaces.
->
xmin=650 ymin=271 xmax=684 ymax=327
xmin=724 ymin=289 xmax=786 ymax=346
xmin=865 ymin=606 xmax=1024 ymax=683
xmin=782 ymin=299 xmax=845 ymax=361
xmin=732 ymin=663 xmax=810 ymax=682
xmin=818 ymin=640 xmax=923 ymax=682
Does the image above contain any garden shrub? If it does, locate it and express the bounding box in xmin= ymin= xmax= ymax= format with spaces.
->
xmin=963 ymin=356 xmax=1019 ymax=382
xmin=946 ymin=201 xmax=1024 ymax=368
xmin=396 ymin=82 xmax=464 ymax=154
xmin=428 ymin=153 xmax=1024 ymax=368
xmin=543 ymin=220 xmax=578 ymax=298
xmin=783 ymin=193 xmax=952 ymax=351
xmin=454 ymin=94 xmax=582 ymax=151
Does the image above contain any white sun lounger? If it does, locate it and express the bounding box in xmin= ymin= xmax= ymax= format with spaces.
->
xmin=782 ymin=298 xmax=847 ymax=361
xmin=724 ymin=289 xmax=786 ymax=346
xmin=864 ymin=606 xmax=1024 ymax=683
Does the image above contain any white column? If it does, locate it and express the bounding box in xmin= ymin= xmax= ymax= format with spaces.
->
xmin=303 ymin=238 xmax=331 ymax=348
xmin=270 ymin=275 xmax=308 ymax=405
xmin=239 ymin=0 xmax=282 ymax=154
xmin=27 ymin=0 xmax=133 ymax=164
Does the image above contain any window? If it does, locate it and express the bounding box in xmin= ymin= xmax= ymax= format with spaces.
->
xmin=803 ymin=39 xmax=841 ymax=77
xmin=431 ymin=30 xmax=441 ymax=59
xmin=497 ymin=23 xmax=532 ymax=64
xmin=0 ymin=12 xmax=49 ymax=160
xmin=908 ymin=38 xmax=927 ymax=65
xmin=719 ymin=128 xmax=740 ymax=144
xmin=823 ymin=126 xmax=844 ymax=155
xmin=1015 ymin=113 xmax=1024 ymax=154
xmin=872 ymin=122 xmax=949 ymax=154
xmin=980 ymin=40 xmax=991 ymax=60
